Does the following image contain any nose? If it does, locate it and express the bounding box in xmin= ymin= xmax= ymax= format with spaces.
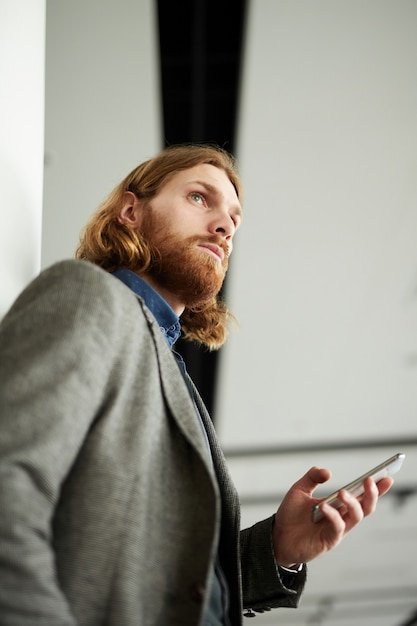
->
xmin=211 ymin=211 xmax=236 ymax=242
xmin=212 ymin=216 xmax=235 ymax=257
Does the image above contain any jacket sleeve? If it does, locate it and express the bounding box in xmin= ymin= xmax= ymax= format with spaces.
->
xmin=240 ymin=515 xmax=307 ymax=613
xmin=0 ymin=261 xmax=126 ymax=625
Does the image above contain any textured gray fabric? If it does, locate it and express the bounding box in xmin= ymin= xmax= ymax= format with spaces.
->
xmin=0 ymin=260 xmax=305 ymax=625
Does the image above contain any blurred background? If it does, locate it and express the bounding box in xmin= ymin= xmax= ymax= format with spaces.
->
xmin=1 ymin=1 xmax=416 ymax=624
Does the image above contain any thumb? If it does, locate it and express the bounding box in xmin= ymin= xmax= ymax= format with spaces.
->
xmin=294 ymin=466 xmax=332 ymax=496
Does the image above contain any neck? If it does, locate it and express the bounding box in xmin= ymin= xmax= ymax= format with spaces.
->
xmin=136 ymin=273 xmax=186 ymax=316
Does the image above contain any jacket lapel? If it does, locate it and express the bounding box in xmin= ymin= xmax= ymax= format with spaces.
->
xmin=138 ymin=298 xmax=216 ymax=475
xmin=186 ymin=374 xmax=240 ymax=512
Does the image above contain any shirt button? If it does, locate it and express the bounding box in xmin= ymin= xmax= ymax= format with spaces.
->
xmin=190 ymin=583 xmax=206 ymax=603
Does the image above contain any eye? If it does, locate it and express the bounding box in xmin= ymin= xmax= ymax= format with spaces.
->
xmin=189 ymin=191 xmax=205 ymax=204
xmin=231 ymin=213 xmax=241 ymax=228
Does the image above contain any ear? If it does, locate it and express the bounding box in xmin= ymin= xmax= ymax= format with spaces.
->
xmin=117 ymin=191 xmax=143 ymax=227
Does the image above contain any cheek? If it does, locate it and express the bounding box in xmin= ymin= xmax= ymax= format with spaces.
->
xmin=143 ymin=204 xmax=203 ymax=241
xmin=141 ymin=208 xmax=174 ymax=240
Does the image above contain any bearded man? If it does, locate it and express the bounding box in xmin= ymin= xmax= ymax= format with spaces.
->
xmin=0 ymin=144 xmax=392 ymax=626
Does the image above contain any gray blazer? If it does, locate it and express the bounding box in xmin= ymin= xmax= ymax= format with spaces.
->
xmin=0 ymin=260 xmax=305 ymax=625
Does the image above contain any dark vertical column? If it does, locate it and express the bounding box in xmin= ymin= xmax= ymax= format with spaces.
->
xmin=156 ymin=0 xmax=247 ymax=420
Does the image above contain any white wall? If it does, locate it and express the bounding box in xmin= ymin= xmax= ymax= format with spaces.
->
xmin=0 ymin=0 xmax=45 ymax=316
xmin=216 ymin=2 xmax=417 ymax=621
xmin=42 ymin=0 xmax=161 ymax=268
xmin=218 ymin=0 xmax=417 ymax=449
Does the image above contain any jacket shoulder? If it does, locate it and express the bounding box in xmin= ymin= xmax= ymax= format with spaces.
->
xmin=22 ymin=259 xmax=133 ymax=302
xmin=2 ymin=260 xmax=144 ymax=335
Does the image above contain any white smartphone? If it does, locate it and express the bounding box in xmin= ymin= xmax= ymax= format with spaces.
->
xmin=311 ymin=452 xmax=405 ymax=523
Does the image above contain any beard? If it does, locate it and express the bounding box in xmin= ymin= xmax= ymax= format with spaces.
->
xmin=138 ymin=208 xmax=229 ymax=308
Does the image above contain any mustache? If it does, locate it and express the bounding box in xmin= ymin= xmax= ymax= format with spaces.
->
xmin=192 ymin=235 xmax=230 ymax=258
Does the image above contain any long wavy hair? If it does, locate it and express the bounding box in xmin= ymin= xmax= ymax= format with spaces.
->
xmin=75 ymin=144 xmax=242 ymax=350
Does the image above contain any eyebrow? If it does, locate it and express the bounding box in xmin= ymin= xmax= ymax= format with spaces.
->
xmin=187 ymin=180 xmax=243 ymax=219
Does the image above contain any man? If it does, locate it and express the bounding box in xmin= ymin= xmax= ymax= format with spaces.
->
xmin=0 ymin=144 xmax=392 ymax=625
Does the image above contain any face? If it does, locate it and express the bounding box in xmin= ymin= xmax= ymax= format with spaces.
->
xmin=123 ymin=163 xmax=242 ymax=312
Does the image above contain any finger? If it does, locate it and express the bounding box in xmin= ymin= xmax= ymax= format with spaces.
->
xmin=338 ymin=488 xmax=366 ymax=527
xmin=319 ymin=501 xmax=346 ymax=535
xmin=359 ymin=477 xmax=380 ymax=517
xmin=375 ymin=476 xmax=394 ymax=497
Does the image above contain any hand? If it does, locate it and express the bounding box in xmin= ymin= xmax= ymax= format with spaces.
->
xmin=272 ymin=466 xmax=393 ymax=568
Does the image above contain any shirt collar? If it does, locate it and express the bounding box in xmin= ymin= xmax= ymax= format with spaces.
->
xmin=112 ymin=268 xmax=181 ymax=349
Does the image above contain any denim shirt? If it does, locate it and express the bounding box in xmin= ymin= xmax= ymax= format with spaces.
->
xmin=112 ymin=269 xmax=229 ymax=626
